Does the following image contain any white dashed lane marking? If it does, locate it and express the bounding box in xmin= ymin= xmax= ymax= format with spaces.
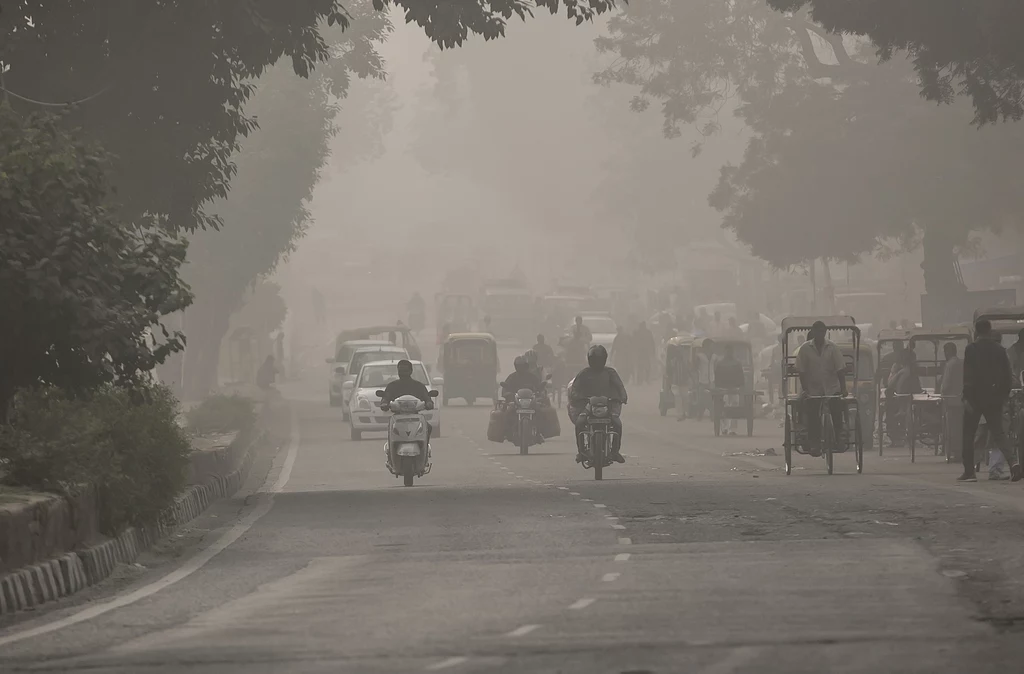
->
xmin=619 ymin=537 xmax=632 ymax=545
xmin=568 ymin=598 xmax=596 ymax=610
xmin=615 ymin=553 xmax=631 ymax=562
xmin=507 ymin=624 xmax=541 ymax=638
xmin=611 ymin=524 xmax=625 ymax=530
xmin=593 ymin=504 xmax=607 ymax=509
xmin=426 ymin=656 xmax=469 ymax=671
xmin=569 ymin=492 xmax=581 ymax=496
xmin=557 ymin=487 xmax=569 ymax=490
xmin=602 ymin=573 xmax=621 ymax=582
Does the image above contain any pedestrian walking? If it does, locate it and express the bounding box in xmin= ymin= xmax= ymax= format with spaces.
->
xmin=611 ymin=326 xmax=634 ymax=384
xmin=958 ymin=319 xmax=1020 ymax=482
xmin=634 ymin=321 xmax=656 ymax=384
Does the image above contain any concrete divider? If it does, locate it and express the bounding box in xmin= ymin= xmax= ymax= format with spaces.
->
xmin=0 ymin=409 xmax=264 ymax=617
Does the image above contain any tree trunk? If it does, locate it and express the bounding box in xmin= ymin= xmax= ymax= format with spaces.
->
xmin=820 ymin=257 xmax=836 ymax=314
xmin=182 ymin=296 xmax=231 ymax=402
xmin=921 ymin=225 xmax=967 ymax=297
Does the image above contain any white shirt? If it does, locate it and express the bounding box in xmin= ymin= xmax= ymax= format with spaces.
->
xmin=796 ymin=338 xmax=845 ymax=396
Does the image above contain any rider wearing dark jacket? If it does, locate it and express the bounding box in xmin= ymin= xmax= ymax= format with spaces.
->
xmin=501 ymin=356 xmax=545 ymax=396
xmin=380 ymin=360 xmax=433 ymax=407
xmin=569 ymin=345 xmax=627 ymax=462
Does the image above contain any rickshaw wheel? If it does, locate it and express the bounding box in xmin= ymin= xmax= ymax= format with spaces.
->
xmin=784 ymin=415 xmax=793 ymax=476
xmin=855 ymin=416 xmax=864 ymax=474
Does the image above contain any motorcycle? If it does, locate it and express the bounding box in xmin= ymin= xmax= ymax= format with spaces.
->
xmin=376 ymin=391 xmax=439 ymax=487
xmin=578 ymin=396 xmax=620 ymax=481
xmin=512 ymin=388 xmax=540 ymax=455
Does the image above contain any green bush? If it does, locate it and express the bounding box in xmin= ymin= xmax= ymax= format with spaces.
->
xmin=185 ymin=394 xmax=256 ymax=435
xmin=0 ymin=384 xmax=192 ymax=534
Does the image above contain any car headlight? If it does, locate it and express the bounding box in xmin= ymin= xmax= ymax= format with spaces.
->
xmin=356 ymin=397 xmax=372 ymax=410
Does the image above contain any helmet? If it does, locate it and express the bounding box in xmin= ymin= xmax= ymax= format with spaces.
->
xmin=587 ymin=344 xmax=608 ymax=369
xmin=524 ymin=349 xmax=538 ymax=367
xmin=513 ymin=356 xmax=529 ymax=372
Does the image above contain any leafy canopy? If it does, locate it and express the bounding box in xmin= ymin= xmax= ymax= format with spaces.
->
xmin=0 ymin=109 xmax=192 ymax=413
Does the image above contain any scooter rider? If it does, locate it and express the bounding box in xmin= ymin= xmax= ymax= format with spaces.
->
xmin=569 ymin=345 xmax=628 ymax=463
xmin=380 ymin=360 xmax=434 ymax=439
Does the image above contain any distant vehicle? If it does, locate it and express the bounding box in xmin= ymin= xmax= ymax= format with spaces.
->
xmin=579 ymin=312 xmax=617 ymax=350
xmin=327 ymin=339 xmax=392 ymax=406
xmin=339 ymin=345 xmax=410 ymax=418
xmin=348 ymin=360 xmax=443 ymax=441
xmin=479 ymin=282 xmax=533 ymax=342
xmin=330 ymin=325 xmax=422 ymax=363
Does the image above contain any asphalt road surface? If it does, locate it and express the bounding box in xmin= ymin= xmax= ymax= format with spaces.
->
xmin=3 ymin=365 xmax=1024 ymax=672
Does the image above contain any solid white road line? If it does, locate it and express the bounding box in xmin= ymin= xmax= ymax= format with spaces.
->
xmin=602 ymin=573 xmax=620 ymax=582
xmin=618 ymin=537 xmax=632 ymax=545
xmin=615 ymin=553 xmax=631 ymax=562
xmin=426 ymin=656 xmax=470 ymax=671
xmin=507 ymin=624 xmax=541 ymax=637
xmin=0 ymin=405 xmax=302 ymax=648
xmin=568 ymin=598 xmax=596 ymax=610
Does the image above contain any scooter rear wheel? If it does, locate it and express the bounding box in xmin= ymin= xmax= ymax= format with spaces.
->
xmin=402 ymin=458 xmax=415 ymax=487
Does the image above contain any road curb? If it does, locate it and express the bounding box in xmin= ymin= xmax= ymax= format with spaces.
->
xmin=0 ymin=429 xmax=262 ymax=617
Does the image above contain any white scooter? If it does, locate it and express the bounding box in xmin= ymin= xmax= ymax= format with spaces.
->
xmin=376 ymin=391 xmax=439 ymax=487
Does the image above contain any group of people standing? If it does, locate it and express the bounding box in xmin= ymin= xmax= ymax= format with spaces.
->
xmin=610 ymin=321 xmax=658 ymax=385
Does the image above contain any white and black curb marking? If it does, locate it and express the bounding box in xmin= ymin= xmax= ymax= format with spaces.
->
xmin=0 ymin=433 xmax=260 ymax=616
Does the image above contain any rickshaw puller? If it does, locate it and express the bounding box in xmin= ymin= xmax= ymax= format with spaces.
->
xmin=797 ymin=321 xmax=847 ymax=456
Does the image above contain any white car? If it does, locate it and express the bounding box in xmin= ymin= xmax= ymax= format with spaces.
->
xmin=348 ymin=360 xmax=443 ymax=441
xmin=339 ymin=345 xmax=410 ymax=419
xmin=580 ymin=313 xmax=617 ymax=350
xmin=328 ymin=339 xmax=392 ymax=406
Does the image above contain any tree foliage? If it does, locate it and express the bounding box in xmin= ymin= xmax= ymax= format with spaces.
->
xmin=0 ymin=0 xmax=354 ymax=233
xmin=596 ymin=1 xmax=1024 ymax=292
xmin=179 ymin=11 xmax=390 ymax=398
xmin=373 ymin=0 xmax=618 ymax=47
xmin=767 ymin=0 xmax=1024 ymax=125
xmin=0 ymin=109 xmax=191 ymax=415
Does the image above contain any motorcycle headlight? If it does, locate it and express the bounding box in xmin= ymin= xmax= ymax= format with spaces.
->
xmin=516 ymin=398 xmax=533 ymax=409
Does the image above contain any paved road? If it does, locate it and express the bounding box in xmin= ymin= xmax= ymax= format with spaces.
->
xmin=3 ymin=373 xmax=1024 ymax=672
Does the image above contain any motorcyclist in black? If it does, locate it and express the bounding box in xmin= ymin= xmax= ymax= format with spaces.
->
xmin=501 ymin=356 xmax=547 ymax=442
xmin=501 ymin=356 xmax=545 ymax=397
xmin=569 ymin=345 xmax=627 ymax=463
xmin=379 ymin=360 xmax=434 ymax=443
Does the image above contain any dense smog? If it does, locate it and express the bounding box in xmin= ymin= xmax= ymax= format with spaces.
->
xmin=3 ymin=2 xmax=1024 ymax=672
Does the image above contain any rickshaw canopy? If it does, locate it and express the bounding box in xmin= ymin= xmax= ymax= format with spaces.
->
xmin=972 ymin=306 xmax=1024 ymax=324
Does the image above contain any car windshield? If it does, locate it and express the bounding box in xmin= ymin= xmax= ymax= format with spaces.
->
xmin=349 ymin=349 xmax=407 ymax=373
xmin=357 ymin=363 xmax=429 ymax=388
xmin=582 ymin=316 xmax=617 ymax=334
xmin=337 ymin=341 xmax=389 ymax=363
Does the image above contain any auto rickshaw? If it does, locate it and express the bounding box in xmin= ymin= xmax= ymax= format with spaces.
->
xmin=707 ymin=338 xmax=758 ymax=437
xmin=781 ymin=316 xmax=864 ymax=475
xmin=659 ymin=334 xmax=694 ymax=417
xmin=440 ymin=333 xmax=498 ymax=406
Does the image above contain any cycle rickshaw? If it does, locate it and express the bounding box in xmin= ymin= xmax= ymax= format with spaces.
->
xmin=875 ymin=328 xmax=910 ymax=453
xmin=709 ymin=338 xmax=759 ymax=437
xmin=901 ymin=326 xmax=971 ymax=462
xmin=782 ymin=316 xmax=865 ymax=475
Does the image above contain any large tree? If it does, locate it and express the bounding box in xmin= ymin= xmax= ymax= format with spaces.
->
xmin=0 ymin=109 xmax=191 ymax=416
xmin=596 ymin=1 xmax=1024 ymax=292
xmin=767 ymin=0 xmax=1024 ymax=125
xmin=179 ymin=12 xmax=390 ymax=398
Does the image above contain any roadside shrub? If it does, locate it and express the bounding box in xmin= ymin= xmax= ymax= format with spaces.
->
xmin=0 ymin=383 xmax=192 ymax=534
xmin=185 ymin=394 xmax=256 ymax=435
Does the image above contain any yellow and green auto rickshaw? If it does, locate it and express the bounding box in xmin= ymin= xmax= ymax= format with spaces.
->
xmin=440 ymin=333 xmax=499 ymax=406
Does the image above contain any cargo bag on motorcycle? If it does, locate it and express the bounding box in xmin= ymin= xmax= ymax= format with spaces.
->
xmin=487 ymin=408 xmax=506 ymax=443
xmin=537 ymin=406 xmax=561 ymax=438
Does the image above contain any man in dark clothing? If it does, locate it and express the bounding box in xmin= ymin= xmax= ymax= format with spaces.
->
xmin=572 ymin=315 xmax=593 ymax=345
xmin=634 ymin=321 xmax=656 ymax=384
xmin=959 ymin=320 xmax=1020 ymax=482
xmin=501 ymin=356 xmax=545 ymax=397
xmin=569 ymin=345 xmax=628 ymax=463
xmin=714 ymin=344 xmax=746 ymax=435
xmin=380 ymin=360 xmax=433 ymax=407
xmin=533 ymin=334 xmax=556 ymax=373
